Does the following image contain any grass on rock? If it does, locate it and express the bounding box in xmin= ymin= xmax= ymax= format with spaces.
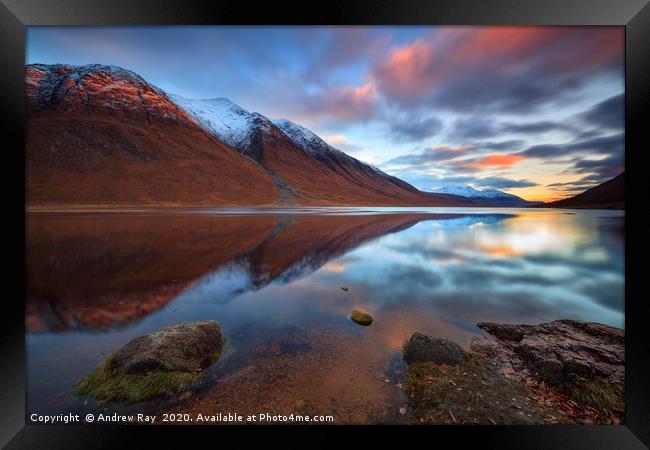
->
xmin=568 ymin=378 xmax=624 ymax=422
xmin=405 ymin=352 xmax=625 ymax=425
xmin=74 ymin=356 xmax=199 ymax=404
xmin=405 ymin=354 xmax=556 ymax=425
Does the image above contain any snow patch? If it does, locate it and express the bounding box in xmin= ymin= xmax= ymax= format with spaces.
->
xmin=171 ymin=95 xmax=273 ymax=153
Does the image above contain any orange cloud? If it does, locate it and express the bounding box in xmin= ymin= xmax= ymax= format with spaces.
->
xmin=477 ymin=154 xmax=526 ymax=168
xmin=373 ymin=39 xmax=438 ymax=99
xmin=449 ymin=153 xmax=526 ymax=172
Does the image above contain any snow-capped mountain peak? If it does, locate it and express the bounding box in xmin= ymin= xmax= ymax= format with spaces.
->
xmin=171 ymin=95 xmax=274 ymax=153
xmin=272 ymin=119 xmax=399 ymax=179
xmin=173 ymin=96 xmax=421 ymax=194
xmin=434 ymin=185 xmax=516 ymax=199
xmin=432 ymin=185 xmax=537 ymax=206
xmin=271 ymin=118 xmax=345 ymax=158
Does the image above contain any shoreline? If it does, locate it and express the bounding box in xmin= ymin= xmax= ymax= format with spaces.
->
xmin=26 ymin=205 xmax=625 ymax=213
xmin=404 ymin=320 xmax=624 ymax=425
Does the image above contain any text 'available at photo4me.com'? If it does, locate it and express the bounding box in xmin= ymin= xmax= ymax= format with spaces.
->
xmin=29 ymin=411 xmax=335 ymax=424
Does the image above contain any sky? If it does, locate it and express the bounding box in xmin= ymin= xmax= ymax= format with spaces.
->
xmin=26 ymin=26 xmax=624 ymax=202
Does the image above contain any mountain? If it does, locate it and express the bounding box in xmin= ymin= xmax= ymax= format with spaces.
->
xmin=435 ymin=186 xmax=504 ymax=198
xmin=540 ymin=173 xmax=624 ymax=209
xmin=433 ymin=186 xmax=538 ymax=207
xmin=172 ymin=95 xmax=464 ymax=206
xmin=25 ymin=64 xmax=278 ymax=206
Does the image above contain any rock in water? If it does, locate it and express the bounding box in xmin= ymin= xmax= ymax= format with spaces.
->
xmin=470 ymin=320 xmax=624 ymax=384
xmin=350 ymin=310 xmax=373 ymax=326
xmin=112 ymin=321 xmax=224 ymax=374
xmin=75 ymin=321 xmax=224 ymax=403
xmin=403 ymin=332 xmax=468 ymax=365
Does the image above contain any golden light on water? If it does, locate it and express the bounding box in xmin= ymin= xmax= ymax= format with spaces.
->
xmin=472 ymin=212 xmax=592 ymax=258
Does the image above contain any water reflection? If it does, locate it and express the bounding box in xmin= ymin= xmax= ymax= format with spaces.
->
xmin=26 ymin=214 xmax=276 ymax=331
xmin=27 ymin=212 xmax=514 ymax=332
xmin=26 ymin=208 xmax=624 ymax=422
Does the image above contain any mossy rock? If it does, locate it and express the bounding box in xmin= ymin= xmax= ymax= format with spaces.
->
xmin=403 ymin=332 xmax=467 ymax=366
xmin=350 ymin=310 xmax=373 ymax=326
xmin=404 ymin=352 xmax=624 ymax=425
xmin=74 ymin=356 xmax=201 ymax=404
xmin=112 ymin=320 xmax=224 ymax=374
xmin=75 ymin=321 xmax=224 ymax=403
xmin=405 ymin=354 xmax=555 ymax=424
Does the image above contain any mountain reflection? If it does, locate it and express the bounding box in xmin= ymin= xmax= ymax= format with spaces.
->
xmin=26 ymin=212 xmax=513 ymax=332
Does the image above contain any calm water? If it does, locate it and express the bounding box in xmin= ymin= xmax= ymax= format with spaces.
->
xmin=26 ymin=207 xmax=624 ymax=424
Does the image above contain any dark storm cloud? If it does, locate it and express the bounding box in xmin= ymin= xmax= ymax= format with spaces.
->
xmin=548 ymin=173 xmax=614 ymax=188
xmin=500 ymin=121 xmax=577 ymax=135
xmin=384 ymin=145 xmax=470 ymax=166
xmin=521 ymin=133 xmax=623 ymax=158
xmin=473 ymin=177 xmax=539 ymax=189
xmin=572 ymin=154 xmax=624 ymax=178
xmin=433 ymin=74 xmax=585 ymax=114
xmin=388 ymin=115 xmax=444 ymax=142
xmin=573 ymin=129 xmax=607 ymax=141
xmin=473 ymin=140 xmax=527 ymax=151
xmin=450 ymin=116 xmax=576 ymax=142
xmin=579 ymin=93 xmax=624 ymax=130
xmin=450 ymin=117 xmax=497 ymax=140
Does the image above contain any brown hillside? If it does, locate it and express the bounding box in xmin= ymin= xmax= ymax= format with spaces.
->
xmin=25 ymin=64 xmax=278 ymax=207
xmin=542 ymin=173 xmax=624 ymax=210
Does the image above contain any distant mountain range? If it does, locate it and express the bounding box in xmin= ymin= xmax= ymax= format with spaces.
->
xmin=539 ymin=172 xmax=624 ymax=210
xmin=25 ymin=63 xmax=620 ymax=209
xmin=433 ymin=186 xmax=540 ymax=207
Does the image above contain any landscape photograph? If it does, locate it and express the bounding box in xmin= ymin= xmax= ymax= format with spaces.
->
xmin=25 ymin=26 xmax=624 ymax=425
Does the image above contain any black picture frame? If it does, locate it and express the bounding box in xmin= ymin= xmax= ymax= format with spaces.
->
xmin=1 ymin=0 xmax=648 ymax=448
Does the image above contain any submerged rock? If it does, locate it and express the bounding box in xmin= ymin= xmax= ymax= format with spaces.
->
xmin=470 ymin=319 xmax=624 ymax=384
xmin=112 ymin=320 xmax=224 ymax=374
xmin=350 ymin=310 xmax=373 ymax=326
xmin=403 ymin=332 xmax=467 ymax=366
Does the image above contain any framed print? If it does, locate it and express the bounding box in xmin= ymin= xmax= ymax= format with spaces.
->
xmin=1 ymin=0 xmax=648 ymax=448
